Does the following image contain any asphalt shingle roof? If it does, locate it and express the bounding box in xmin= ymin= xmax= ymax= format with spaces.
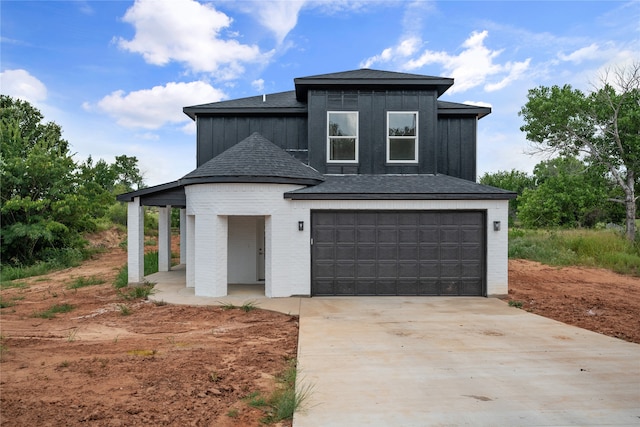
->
xmin=294 ymin=68 xmax=454 ymax=100
xmin=284 ymin=174 xmax=516 ymax=200
xmin=183 ymin=91 xmax=305 ymax=119
xmin=180 ymin=132 xmax=324 ymax=185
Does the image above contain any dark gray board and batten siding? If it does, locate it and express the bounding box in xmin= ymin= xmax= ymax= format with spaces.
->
xmin=196 ymin=115 xmax=308 ymax=167
xmin=194 ymin=90 xmax=480 ymax=181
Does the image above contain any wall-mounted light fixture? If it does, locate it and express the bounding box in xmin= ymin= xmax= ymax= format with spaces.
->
xmin=298 ymin=221 xmax=304 ymax=231
xmin=493 ymin=221 xmax=501 ymax=231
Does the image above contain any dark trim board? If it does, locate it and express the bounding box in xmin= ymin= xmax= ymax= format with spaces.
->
xmin=311 ymin=210 xmax=487 ymax=296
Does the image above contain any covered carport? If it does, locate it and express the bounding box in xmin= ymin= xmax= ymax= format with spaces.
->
xmin=116 ymin=182 xmax=186 ymax=284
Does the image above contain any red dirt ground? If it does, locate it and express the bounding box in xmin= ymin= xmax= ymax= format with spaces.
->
xmin=1 ymin=230 xmax=638 ymax=426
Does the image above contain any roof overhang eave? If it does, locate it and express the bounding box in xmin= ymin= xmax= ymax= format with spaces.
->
xmin=284 ymin=192 xmax=517 ymax=200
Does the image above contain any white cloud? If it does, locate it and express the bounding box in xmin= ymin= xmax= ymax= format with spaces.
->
xmin=0 ymin=69 xmax=48 ymax=103
xmin=117 ymin=0 xmax=267 ymax=77
xmin=360 ymin=37 xmax=421 ymax=68
xmin=252 ymin=79 xmax=265 ymax=92
xmin=558 ymin=43 xmax=602 ymax=64
xmin=85 ymin=81 xmax=227 ymax=130
xmin=362 ymin=31 xmax=531 ymax=94
xmin=252 ymin=1 xmax=306 ymax=44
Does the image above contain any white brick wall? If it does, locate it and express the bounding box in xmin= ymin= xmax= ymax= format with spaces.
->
xmin=185 ymin=183 xmax=510 ymax=297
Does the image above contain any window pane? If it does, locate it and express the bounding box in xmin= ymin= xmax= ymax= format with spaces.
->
xmin=389 ymin=138 xmax=415 ymax=160
xmin=329 ymin=113 xmax=357 ymax=136
xmin=330 ymin=138 xmax=356 ymax=160
xmin=388 ymin=113 xmax=416 ymax=136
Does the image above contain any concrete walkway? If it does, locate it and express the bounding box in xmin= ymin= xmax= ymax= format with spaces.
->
xmin=147 ymin=269 xmax=640 ymax=426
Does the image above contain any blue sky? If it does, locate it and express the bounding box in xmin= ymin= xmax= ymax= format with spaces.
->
xmin=2 ymin=0 xmax=638 ymax=186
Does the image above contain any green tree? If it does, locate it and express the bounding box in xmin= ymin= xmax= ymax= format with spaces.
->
xmin=518 ymin=157 xmax=610 ymax=228
xmin=1 ymin=96 xmax=93 ymax=264
xmin=479 ymin=169 xmax=534 ymax=225
xmin=0 ymin=96 xmax=146 ymax=265
xmin=519 ymin=62 xmax=640 ymax=241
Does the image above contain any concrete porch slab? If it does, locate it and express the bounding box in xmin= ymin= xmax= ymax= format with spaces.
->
xmin=145 ymin=266 xmax=302 ymax=315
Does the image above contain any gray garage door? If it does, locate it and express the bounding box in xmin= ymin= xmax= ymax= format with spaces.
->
xmin=311 ymin=211 xmax=485 ymax=296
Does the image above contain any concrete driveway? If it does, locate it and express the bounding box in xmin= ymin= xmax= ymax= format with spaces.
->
xmin=294 ymin=297 xmax=640 ymax=427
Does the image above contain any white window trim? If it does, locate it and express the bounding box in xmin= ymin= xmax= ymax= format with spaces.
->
xmin=327 ymin=111 xmax=359 ymax=164
xmin=386 ymin=111 xmax=419 ymax=164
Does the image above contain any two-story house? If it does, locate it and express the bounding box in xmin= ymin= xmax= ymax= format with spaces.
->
xmin=118 ymin=69 xmax=515 ymax=298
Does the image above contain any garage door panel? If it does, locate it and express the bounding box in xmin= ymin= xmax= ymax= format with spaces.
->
xmin=419 ymin=262 xmax=440 ymax=278
xmin=460 ymin=280 xmax=483 ymax=295
xmin=376 ymin=281 xmax=397 ymax=295
xmin=314 ymin=213 xmax=335 ymax=226
xmin=336 ymin=229 xmax=355 ymax=243
xmin=315 ymin=263 xmax=335 ymax=279
xmin=398 ymin=229 xmax=419 ymax=243
xmin=356 ymin=280 xmax=376 ymax=295
xmin=357 ymin=263 xmax=376 ymax=278
xmin=462 ymin=228 xmax=482 ymax=243
xmin=357 ymin=213 xmax=377 ymax=226
xmin=312 ymin=211 xmax=485 ymax=296
xmin=419 ymin=245 xmax=439 ymax=259
xmin=315 ymin=229 xmax=335 ymax=242
xmin=314 ymin=245 xmax=335 ymax=261
xmin=440 ymin=281 xmax=460 ymax=295
xmin=441 ymin=246 xmax=460 ymax=260
xmin=420 ymin=214 xmax=439 ymax=225
xmin=377 ymin=262 xmax=397 ymax=278
xmin=357 ymin=246 xmax=376 ymax=260
xmin=336 ymin=246 xmax=355 ymax=260
xmin=462 ymin=263 xmax=482 ymax=277
xmin=399 ymin=262 xmax=419 ymax=278
xmin=357 ymin=228 xmax=376 ymax=243
xmin=398 ymin=213 xmax=419 ymax=225
xmin=335 ymin=280 xmax=355 ymax=295
xmin=419 ymin=281 xmax=440 ymax=295
xmin=398 ymin=246 xmax=418 ymax=260
xmin=461 ymin=246 xmax=482 ymax=260
xmin=378 ymin=245 xmax=397 ymax=260
xmin=377 ymin=213 xmax=398 ymax=225
xmin=336 ymin=262 xmax=355 ymax=278
xmin=377 ymin=229 xmax=397 ymax=243
xmin=440 ymin=262 xmax=463 ymax=277
xmin=397 ymin=281 xmax=419 ymax=295
xmin=440 ymin=228 xmax=460 ymax=241
xmin=419 ymin=228 xmax=438 ymax=242
xmin=313 ymin=280 xmax=334 ymax=295
xmin=336 ymin=213 xmax=356 ymax=226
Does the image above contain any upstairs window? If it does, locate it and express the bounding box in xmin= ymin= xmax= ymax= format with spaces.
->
xmin=327 ymin=111 xmax=358 ymax=163
xmin=387 ymin=112 xmax=418 ymax=163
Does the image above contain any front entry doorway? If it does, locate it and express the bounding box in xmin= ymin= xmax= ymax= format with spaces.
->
xmin=228 ymin=216 xmax=266 ymax=286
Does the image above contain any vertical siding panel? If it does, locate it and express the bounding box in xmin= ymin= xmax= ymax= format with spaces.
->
xmin=372 ymin=92 xmax=387 ymax=174
xmin=196 ymin=118 xmax=213 ymax=167
xmin=358 ymin=91 xmax=373 ymax=174
xmin=308 ymin=91 xmax=327 ymax=173
xmin=460 ymin=118 xmax=477 ymax=181
xmin=448 ymin=118 xmax=462 ymax=178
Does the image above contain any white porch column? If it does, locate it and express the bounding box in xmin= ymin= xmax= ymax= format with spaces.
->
xmin=194 ymin=214 xmax=227 ymax=297
xmin=179 ymin=208 xmax=186 ymax=264
xmin=127 ymin=197 xmax=144 ymax=284
xmin=186 ymin=214 xmax=195 ymax=288
xmin=158 ymin=206 xmax=172 ymax=272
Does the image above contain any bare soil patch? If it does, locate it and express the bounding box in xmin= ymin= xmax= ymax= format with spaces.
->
xmin=1 ymin=231 xmax=298 ymax=426
xmin=1 ymin=230 xmax=638 ymax=426
xmin=505 ymin=259 xmax=640 ymax=344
